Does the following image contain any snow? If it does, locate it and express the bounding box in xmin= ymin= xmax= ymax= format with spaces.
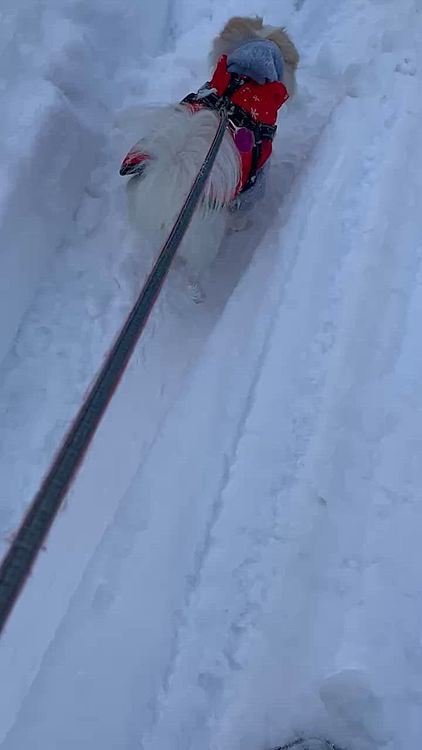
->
xmin=1 ymin=1 xmax=422 ymax=749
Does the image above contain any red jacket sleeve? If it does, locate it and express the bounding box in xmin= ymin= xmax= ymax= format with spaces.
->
xmin=209 ymin=55 xmax=231 ymax=96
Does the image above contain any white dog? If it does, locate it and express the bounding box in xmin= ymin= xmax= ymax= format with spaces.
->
xmin=122 ymin=16 xmax=299 ymax=300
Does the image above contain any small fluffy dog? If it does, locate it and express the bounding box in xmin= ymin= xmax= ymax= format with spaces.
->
xmin=122 ymin=17 xmax=299 ymax=300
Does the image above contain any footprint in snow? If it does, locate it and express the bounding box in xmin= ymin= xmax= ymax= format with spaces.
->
xmin=395 ymin=58 xmax=417 ymax=76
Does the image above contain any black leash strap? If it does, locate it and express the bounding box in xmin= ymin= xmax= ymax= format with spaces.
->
xmin=0 ymin=110 xmax=229 ymax=636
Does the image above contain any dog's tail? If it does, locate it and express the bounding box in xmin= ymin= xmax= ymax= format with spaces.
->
xmin=127 ymin=105 xmax=240 ymax=242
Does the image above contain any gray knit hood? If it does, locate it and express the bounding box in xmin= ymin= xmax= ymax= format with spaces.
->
xmin=227 ymin=39 xmax=284 ymax=84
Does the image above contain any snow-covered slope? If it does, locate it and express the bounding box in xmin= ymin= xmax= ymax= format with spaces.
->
xmin=1 ymin=1 xmax=422 ymax=749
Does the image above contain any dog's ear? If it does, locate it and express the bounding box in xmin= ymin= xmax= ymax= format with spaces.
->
xmin=220 ymin=16 xmax=264 ymax=37
xmin=256 ymin=24 xmax=300 ymax=95
xmin=266 ymin=27 xmax=300 ymax=70
xmin=210 ymin=15 xmax=265 ymax=67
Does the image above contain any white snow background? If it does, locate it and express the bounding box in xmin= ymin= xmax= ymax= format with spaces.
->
xmin=1 ymin=0 xmax=422 ymax=749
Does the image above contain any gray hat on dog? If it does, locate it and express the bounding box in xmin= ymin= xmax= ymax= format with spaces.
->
xmin=227 ymin=39 xmax=284 ymax=84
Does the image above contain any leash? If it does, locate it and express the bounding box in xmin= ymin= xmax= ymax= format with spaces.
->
xmin=0 ymin=109 xmax=229 ymax=636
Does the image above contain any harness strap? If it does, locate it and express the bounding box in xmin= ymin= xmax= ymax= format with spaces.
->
xmin=223 ymin=73 xmax=247 ymax=99
xmin=181 ymin=75 xmax=276 ymax=194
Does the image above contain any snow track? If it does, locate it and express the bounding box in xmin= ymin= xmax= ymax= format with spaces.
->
xmin=1 ymin=1 xmax=422 ymax=749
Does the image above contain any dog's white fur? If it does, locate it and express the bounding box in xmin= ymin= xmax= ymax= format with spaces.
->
xmin=127 ymin=17 xmax=299 ymax=288
xmin=127 ymin=105 xmax=240 ymax=278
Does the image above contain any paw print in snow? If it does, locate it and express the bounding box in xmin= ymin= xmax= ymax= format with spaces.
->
xmin=395 ymin=57 xmax=417 ymax=76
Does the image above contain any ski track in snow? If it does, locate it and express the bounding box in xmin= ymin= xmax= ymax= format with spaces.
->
xmin=1 ymin=0 xmax=422 ymax=749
